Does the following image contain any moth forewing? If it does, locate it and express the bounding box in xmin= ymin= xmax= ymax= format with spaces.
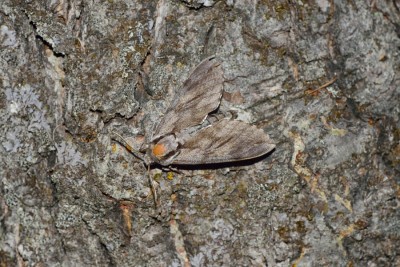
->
xmin=169 ymin=119 xmax=275 ymax=165
xmin=152 ymin=56 xmax=224 ymax=141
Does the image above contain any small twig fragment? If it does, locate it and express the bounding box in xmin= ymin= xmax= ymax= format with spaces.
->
xmin=305 ymin=76 xmax=338 ymax=96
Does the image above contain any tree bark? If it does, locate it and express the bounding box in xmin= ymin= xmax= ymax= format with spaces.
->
xmin=1 ymin=0 xmax=399 ymax=266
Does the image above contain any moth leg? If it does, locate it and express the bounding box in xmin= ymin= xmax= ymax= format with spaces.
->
xmin=146 ymin=163 xmax=161 ymax=208
xmin=208 ymin=110 xmax=238 ymax=124
xmin=157 ymin=165 xmax=182 ymax=175
xmin=205 ymin=113 xmax=223 ymax=125
xmin=205 ymin=109 xmax=239 ymax=126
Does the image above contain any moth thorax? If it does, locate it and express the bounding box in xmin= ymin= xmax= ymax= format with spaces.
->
xmin=151 ymin=135 xmax=179 ymax=160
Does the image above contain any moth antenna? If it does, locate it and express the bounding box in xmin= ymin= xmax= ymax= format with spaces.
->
xmin=111 ymin=131 xmax=146 ymax=162
xmin=148 ymin=121 xmax=157 ymax=143
xmin=112 ymin=131 xmax=159 ymax=207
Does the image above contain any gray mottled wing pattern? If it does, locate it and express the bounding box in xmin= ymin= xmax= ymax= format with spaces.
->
xmin=171 ymin=119 xmax=275 ymax=164
xmin=152 ymin=57 xmax=224 ymax=140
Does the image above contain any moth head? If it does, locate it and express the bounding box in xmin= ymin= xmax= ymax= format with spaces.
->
xmin=152 ymin=143 xmax=167 ymax=158
xmin=149 ymin=134 xmax=180 ymax=165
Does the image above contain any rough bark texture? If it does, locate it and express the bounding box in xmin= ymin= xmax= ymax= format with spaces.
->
xmin=1 ymin=0 xmax=399 ymax=266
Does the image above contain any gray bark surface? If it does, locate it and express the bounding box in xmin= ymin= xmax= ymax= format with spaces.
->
xmin=1 ymin=0 xmax=399 ymax=266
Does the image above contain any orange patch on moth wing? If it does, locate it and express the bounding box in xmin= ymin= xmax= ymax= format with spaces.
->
xmin=152 ymin=143 xmax=166 ymax=157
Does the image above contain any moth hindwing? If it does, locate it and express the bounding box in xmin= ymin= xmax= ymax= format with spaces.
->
xmin=145 ymin=56 xmax=275 ymax=166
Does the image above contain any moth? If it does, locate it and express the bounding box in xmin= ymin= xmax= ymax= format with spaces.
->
xmin=116 ymin=56 xmax=275 ymax=168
